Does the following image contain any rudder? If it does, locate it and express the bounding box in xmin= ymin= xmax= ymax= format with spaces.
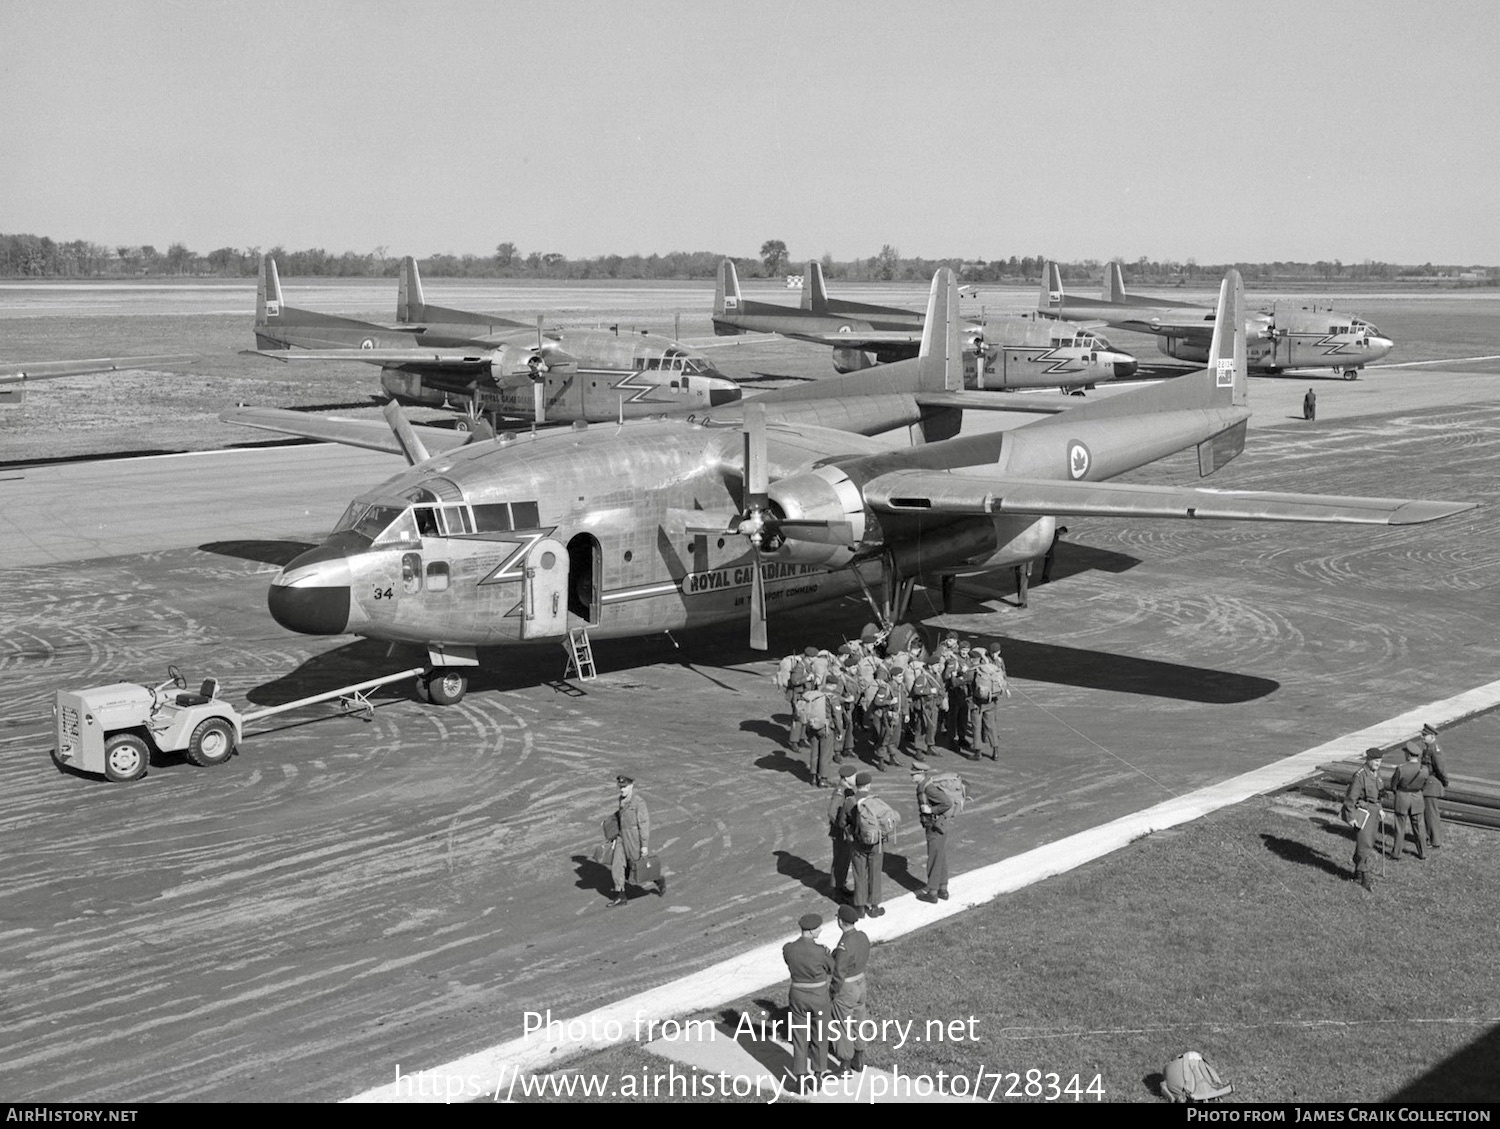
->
xmin=1038 ymin=262 xmax=1064 ymax=316
xmin=1102 ymin=261 xmax=1127 ymax=302
xmin=397 ymin=256 xmax=426 ymax=323
xmin=714 ymin=258 xmax=741 ymax=317
xmin=803 ymin=259 xmax=828 ymax=314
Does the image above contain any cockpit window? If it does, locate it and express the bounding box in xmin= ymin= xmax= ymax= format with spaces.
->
xmin=473 ymin=501 xmax=542 ymax=532
xmin=352 ymin=504 xmax=407 ymax=542
xmin=333 ymin=502 xmax=368 ymax=534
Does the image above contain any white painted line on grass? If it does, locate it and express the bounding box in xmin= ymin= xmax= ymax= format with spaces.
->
xmin=346 ymin=678 xmax=1500 ymax=1103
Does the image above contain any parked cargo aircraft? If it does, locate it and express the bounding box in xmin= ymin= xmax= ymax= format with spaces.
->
xmin=225 ymin=269 xmax=1471 ymax=705
xmin=1038 ymin=262 xmax=1394 ymax=379
xmin=250 ymin=256 xmax=741 ymax=424
xmin=0 ymin=355 xmax=197 ymax=406
xmin=715 ymin=259 xmax=1133 ymax=390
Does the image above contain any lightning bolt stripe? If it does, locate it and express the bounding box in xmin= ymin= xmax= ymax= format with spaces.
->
xmin=455 ymin=527 xmax=557 ymax=585
xmin=610 ymin=371 xmax=669 ymax=403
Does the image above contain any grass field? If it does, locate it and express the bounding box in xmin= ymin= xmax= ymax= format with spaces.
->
xmin=514 ymin=791 xmax=1499 ymax=1103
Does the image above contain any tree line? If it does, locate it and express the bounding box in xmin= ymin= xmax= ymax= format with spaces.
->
xmin=1 ymin=232 xmax=1492 ymax=285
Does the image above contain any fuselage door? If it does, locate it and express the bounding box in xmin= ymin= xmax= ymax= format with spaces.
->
xmin=521 ymin=537 xmax=570 ymax=638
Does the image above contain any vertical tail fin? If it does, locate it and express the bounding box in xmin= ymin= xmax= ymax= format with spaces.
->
xmin=1205 ymin=269 xmax=1248 ymax=409
xmin=803 ymin=260 xmax=828 ymax=314
xmin=397 ymin=256 xmax=425 ymax=323
xmin=917 ymin=268 xmax=963 ymax=392
xmin=1038 ymin=262 xmax=1064 ymax=316
xmin=713 ymin=259 xmax=741 ymax=317
xmin=257 ymin=256 xmax=283 ymax=327
xmin=1103 ymin=261 xmax=1127 ymax=302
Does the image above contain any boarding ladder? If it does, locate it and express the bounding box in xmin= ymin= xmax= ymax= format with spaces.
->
xmin=564 ymin=627 xmax=597 ymax=682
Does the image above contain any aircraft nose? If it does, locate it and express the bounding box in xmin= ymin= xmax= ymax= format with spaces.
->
xmin=1113 ymin=356 xmax=1139 ymax=379
xmin=269 ymin=544 xmax=352 ymax=636
xmin=1369 ymin=336 xmax=1395 ymax=360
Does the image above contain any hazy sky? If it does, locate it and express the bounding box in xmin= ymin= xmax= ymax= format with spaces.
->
xmin=5 ymin=0 xmax=1498 ymax=265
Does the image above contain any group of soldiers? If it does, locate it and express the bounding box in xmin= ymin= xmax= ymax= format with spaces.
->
xmin=775 ymin=631 xmax=1013 ymax=787
xmin=1341 ymin=722 xmax=1452 ymax=891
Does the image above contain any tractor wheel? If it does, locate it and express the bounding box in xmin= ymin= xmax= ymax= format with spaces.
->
xmin=425 ymin=669 xmax=468 ymax=706
xmin=186 ymin=717 xmax=236 ymax=767
xmin=104 ymin=733 xmax=150 ymax=782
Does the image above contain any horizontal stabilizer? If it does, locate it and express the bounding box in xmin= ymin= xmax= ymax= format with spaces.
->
xmin=218 ymin=406 xmax=472 ymax=457
xmin=861 ymin=470 xmax=1476 ymax=526
xmin=914 ymin=391 xmax=1077 ymax=415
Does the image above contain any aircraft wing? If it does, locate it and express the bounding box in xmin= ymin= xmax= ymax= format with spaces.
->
xmin=782 ymin=329 xmax=925 ymax=350
xmin=860 ymin=470 xmax=1476 ymax=526
xmin=0 ymin=354 xmax=198 ymax=383
xmin=219 ymin=407 xmax=474 ymax=456
xmin=242 ymin=348 xmax=494 ymax=369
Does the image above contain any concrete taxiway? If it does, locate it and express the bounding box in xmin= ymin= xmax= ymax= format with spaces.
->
xmin=1 ymin=364 xmax=1498 ymax=1101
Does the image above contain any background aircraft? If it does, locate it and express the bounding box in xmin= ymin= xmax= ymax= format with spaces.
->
xmin=716 ymin=259 xmax=1133 ymax=390
xmin=0 ymin=354 xmax=197 ymax=406
xmin=225 ymin=269 xmax=1471 ymax=704
xmin=1039 ymin=262 xmax=1395 ymax=379
xmin=250 ymin=256 xmax=741 ymax=424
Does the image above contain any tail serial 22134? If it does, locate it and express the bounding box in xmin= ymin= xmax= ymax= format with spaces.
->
xmin=224 ymin=269 xmax=1473 ymax=705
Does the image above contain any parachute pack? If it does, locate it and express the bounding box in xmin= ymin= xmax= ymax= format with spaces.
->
xmin=922 ymin=771 xmax=968 ymax=816
xmin=854 ymin=796 xmax=900 ymax=846
xmin=795 ymin=690 xmax=830 ymax=732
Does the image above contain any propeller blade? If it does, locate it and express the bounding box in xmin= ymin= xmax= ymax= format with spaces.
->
xmin=382 ymin=399 xmax=431 ymax=466
xmin=749 ymin=559 xmax=767 ymax=651
xmin=743 ymin=401 xmax=768 ymax=508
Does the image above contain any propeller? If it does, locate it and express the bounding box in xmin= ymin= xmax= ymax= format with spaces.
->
xmin=677 ymin=403 xmax=853 ymax=651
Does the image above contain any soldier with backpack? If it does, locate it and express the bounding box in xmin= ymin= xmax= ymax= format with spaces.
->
xmin=777 ymin=645 xmax=819 ymax=750
xmin=828 ymin=764 xmax=859 ymax=901
xmin=969 ymin=646 xmax=1009 ymax=760
xmin=846 ymin=772 xmax=896 ymax=918
xmin=796 ymin=677 xmax=841 ymax=787
xmin=914 ymin=764 xmax=966 ymax=903
xmin=908 ymin=657 xmax=944 ymax=759
xmin=867 ymin=668 xmax=902 ymax=771
xmin=943 ymin=639 xmax=975 ymax=752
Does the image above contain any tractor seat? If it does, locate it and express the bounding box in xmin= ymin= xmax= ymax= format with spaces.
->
xmin=175 ymin=677 xmax=219 ymax=707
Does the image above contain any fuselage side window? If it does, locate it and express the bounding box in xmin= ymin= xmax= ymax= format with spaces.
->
xmin=426 ymin=561 xmax=451 ymax=593
xmin=512 ymin=501 xmax=541 ymax=529
xmin=473 ymin=503 xmax=513 ymax=533
xmin=401 ymin=552 xmax=422 ymax=594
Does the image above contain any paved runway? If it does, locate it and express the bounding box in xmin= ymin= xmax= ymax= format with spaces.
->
xmin=1 ymin=364 xmax=1498 ymax=1100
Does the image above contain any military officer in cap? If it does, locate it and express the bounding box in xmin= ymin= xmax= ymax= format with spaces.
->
xmin=604 ymin=774 xmax=664 ymax=907
xmin=782 ymin=913 xmax=834 ymax=1082
xmin=1387 ymin=740 xmax=1429 ymax=861
xmin=830 ymin=903 xmax=871 ymax=1074
xmin=828 ymin=764 xmax=859 ymax=900
xmin=1341 ymin=749 xmax=1386 ymax=890
xmin=1419 ymin=723 xmax=1451 ymax=850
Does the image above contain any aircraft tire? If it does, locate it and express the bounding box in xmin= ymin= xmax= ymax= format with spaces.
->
xmin=104 ymin=733 xmax=150 ymax=783
xmin=1343 ymin=369 xmax=1358 ymax=381
xmin=885 ymin=623 xmax=930 ymax=662
xmin=426 ymin=670 xmax=468 ymax=706
xmin=186 ymin=717 xmax=236 ymax=767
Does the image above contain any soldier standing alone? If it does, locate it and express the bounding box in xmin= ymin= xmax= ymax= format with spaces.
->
xmin=829 ymin=903 xmax=870 ymax=1074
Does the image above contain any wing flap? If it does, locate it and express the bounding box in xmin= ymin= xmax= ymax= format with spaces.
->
xmin=862 ymin=470 xmax=1476 ymax=526
xmin=914 ymin=391 xmax=1079 ymax=415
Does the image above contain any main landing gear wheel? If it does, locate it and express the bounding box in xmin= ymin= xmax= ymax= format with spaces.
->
xmin=424 ymin=669 xmax=468 ymax=706
xmin=104 ymin=733 xmax=150 ymax=782
xmin=885 ymin=623 xmax=929 ymax=661
xmin=1343 ymin=369 xmax=1359 ymax=381
xmin=186 ymin=717 xmax=236 ymax=767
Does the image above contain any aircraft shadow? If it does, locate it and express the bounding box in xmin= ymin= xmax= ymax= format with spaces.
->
xmin=245 ymin=639 xmax=426 ymax=706
xmin=199 ymin=539 xmax=316 ymax=566
xmin=999 ymin=637 xmax=1280 ymax=704
xmin=1386 ymin=1022 xmax=1500 ymax=1101
xmin=1259 ymin=832 xmax=1346 ymax=878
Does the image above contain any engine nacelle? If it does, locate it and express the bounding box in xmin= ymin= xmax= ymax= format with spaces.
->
xmin=380 ymin=368 xmax=445 ymax=406
xmin=1158 ymin=337 xmax=1209 ymax=363
xmin=489 ymin=343 xmax=545 ymax=382
xmin=831 ymin=347 xmax=876 ymax=374
xmin=956 ymin=514 xmax=1054 ymax=572
xmin=763 ymin=464 xmax=868 ymax=567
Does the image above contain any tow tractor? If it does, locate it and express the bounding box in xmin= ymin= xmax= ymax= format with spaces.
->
xmin=52 ymin=664 xmax=424 ymax=782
